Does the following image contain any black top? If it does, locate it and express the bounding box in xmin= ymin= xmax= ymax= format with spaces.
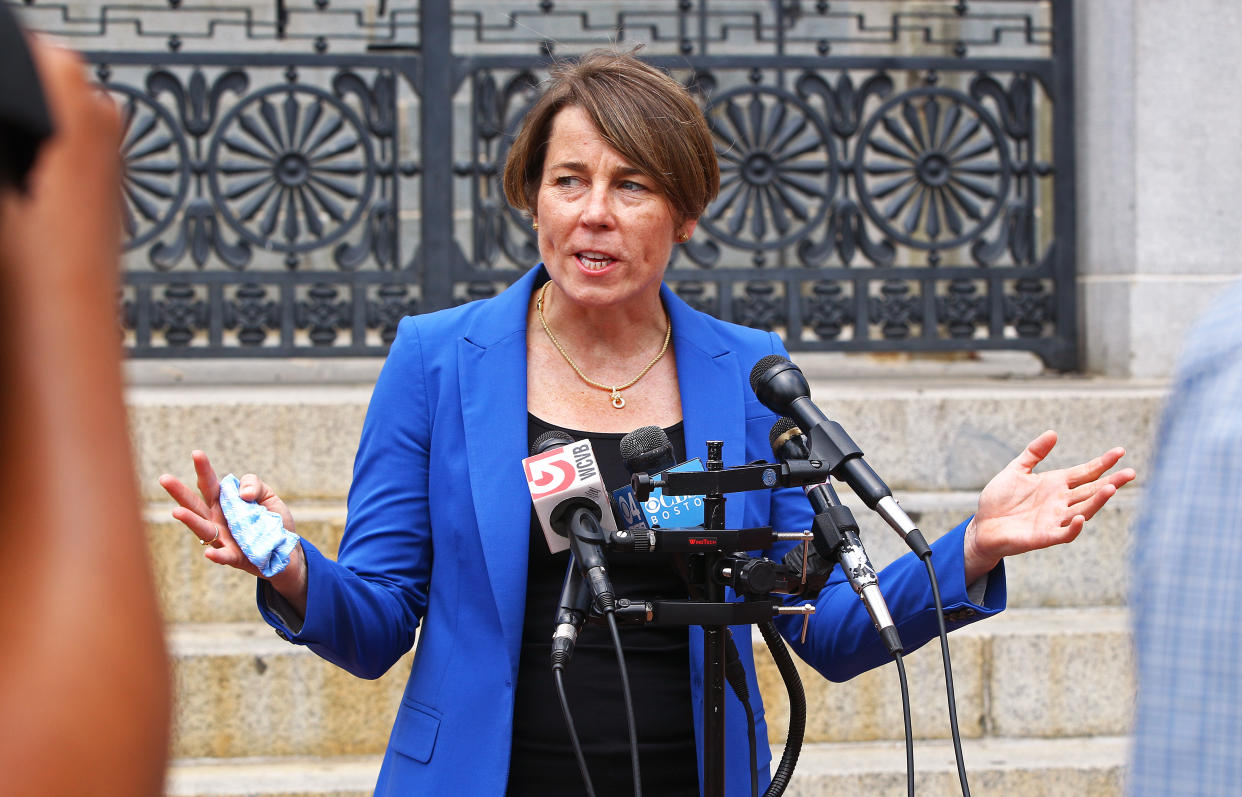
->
xmin=507 ymin=415 xmax=699 ymax=796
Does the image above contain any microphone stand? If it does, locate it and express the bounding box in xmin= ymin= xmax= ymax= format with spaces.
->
xmin=701 ymin=441 xmax=728 ymax=797
xmin=623 ymin=442 xmax=829 ymax=797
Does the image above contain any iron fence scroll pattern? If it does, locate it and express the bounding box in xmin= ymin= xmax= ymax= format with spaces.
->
xmin=104 ymin=55 xmax=416 ymax=354
xmin=12 ymin=0 xmax=1075 ymax=366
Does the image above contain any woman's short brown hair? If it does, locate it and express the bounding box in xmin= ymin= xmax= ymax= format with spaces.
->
xmin=502 ymin=50 xmax=720 ymax=224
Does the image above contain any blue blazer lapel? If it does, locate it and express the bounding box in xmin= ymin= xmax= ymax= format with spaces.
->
xmin=458 ymin=267 xmax=544 ymax=668
xmin=664 ymin=285 xmax=747 ymax=532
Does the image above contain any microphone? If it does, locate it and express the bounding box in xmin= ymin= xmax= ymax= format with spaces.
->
xmin=751 ymin=355 xmax=931 ymax=558
xmin=551 ymin=555 xmax=593 ymax=670
xmin=524 ymin=430 xmax=619 ymax=555
xmin=524 ymin=431 xmax=610 ymax=668
xmin=620 ymin=425 xmax=676 ymax=474
xmin=612 ymin=425 xmax=706 ymax=531
xmin=522 ymin=431 xmax=618 ymax=614
xmin=529 ymin=432 xmax=590 ymax=666
xmin=770 ymin=418 xmax=903 ymax=656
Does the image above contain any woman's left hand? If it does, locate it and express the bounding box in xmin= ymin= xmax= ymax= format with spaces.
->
xmin=963 ymin=430 xmax=1136 ymax=584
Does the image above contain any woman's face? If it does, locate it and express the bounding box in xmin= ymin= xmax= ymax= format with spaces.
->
xmin=534 ymin=105 xmax=695 ymax=314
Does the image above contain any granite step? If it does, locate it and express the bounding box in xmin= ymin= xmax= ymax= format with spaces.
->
xmin=128 ymin=374 xmax=1164 ymax=503
xmin=167 ymin=623 xmax=413 ymax=761
xmin=147 ymin=488 xmax=1139 ymax=625
xmin=760 ymin=607 xmax=1133 ymax=745
xmin=163 ymin=736 xmax=1129 ymax=796
xmin=784 ymin=735 xmax=1128 ymax=796
xmin=166 ymin=608 xmax=1132 ymax=759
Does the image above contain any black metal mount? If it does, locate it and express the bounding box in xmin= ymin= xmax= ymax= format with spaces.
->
xmin=631 ymin=457 xmax=831 ymax=502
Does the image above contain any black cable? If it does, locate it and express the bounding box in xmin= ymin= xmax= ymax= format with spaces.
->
xmin=723 ymin=634 xmax=759 ymax=797
xmin=606 ymin=611 xmax=642 ymax=797
xmin=893 ymin=652 xmax=915 ymax=797
xmin=553 ymin=667 xmax=598 ymax=797
xmin=922 ymin=553 xmax=972 ymax=797
xmin=757 ymin=618 xmax=804 ymax=797
xmin=742 ymin=693 xmax=758 ymax=797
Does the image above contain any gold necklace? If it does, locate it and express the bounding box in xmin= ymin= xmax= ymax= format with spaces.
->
xmin=536 ymin=281 xmax=671 ymax=409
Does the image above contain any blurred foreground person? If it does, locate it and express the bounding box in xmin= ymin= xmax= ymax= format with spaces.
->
xmin=1130 ymin=279 xmax=1242 ymax=797
xmin=0 ymin=9 xmax=170 ymax=796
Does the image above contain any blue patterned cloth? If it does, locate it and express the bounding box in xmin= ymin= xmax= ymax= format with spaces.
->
xmin=1130 ymin=280 xmax=1242 ymax=796
xmin=218 ymin=474 xmax=300 ymax=578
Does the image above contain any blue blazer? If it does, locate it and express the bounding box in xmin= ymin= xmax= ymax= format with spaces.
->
xmin=260 ymin=265 xmax=1004 ymax=796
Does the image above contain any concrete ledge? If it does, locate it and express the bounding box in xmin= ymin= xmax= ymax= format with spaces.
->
xmin=130 ymin=376 xmax=1165 ymax=501
xmin=129 ymin=351 xmax=1046 ymax=388
xmin=130 ymin=387 xmax=370 ymax=502
xmin=168 ymin=606 xmax=1130 ymax=758
xmin=168 ymin=624 xmax=413 ymax=760
xmin=147 ymin=488 xmax=1140 ymax=624
xmin=787 ymin=735 xmax=1127 ymax=796
xmin=165 ymin=755 xmax=379 ymax=797
xmin=985 ymin=608 xmax=1134 ymax=738
xmin=163 ymin=736 xmax=1128 ymax=796
xmin=758 ymin=627 xmax=987 ymax=745
xmin=758 ymin=608 xmax=1132 ymax=745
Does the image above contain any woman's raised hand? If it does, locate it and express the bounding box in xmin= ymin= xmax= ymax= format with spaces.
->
xmin=963 ymin=430 xmax=1136 ymax=584
xmin=159 ymin=451 xmax=307 ymax=607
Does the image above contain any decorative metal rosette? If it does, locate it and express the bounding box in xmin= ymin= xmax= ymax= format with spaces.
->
xmin=855 ymin=87 xmax=1010 ymax=250
xmin=206 ymin=84 xmax=376 ymax=255
xmin=701 ymin=85 xmax=839 ymax=250
xmin=110 ymin=84 xmax=191 ymax=250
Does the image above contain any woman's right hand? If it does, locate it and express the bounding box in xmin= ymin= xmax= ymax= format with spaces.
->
xmin=158 ymin=451 xmax=308 ymax=612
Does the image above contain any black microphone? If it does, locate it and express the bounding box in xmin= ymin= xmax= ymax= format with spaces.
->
xmin=523 ymin=430 xmax=618 ymax=616
xmin=613 ymin=425 xmax=705 ymax=531
xmin=751 ymin=355 xmax=931 ymax=558
xmin=620 ymin=425 xmax=676 ymax=475
xmin=528 ymin=431 xmax=597 ymax=670
xmin=559 ymin=502 xmax=616 ymax=615
xmin=551 ymin=553 xmax=594 ymax=671
xmin=770 ymin=418 xmax=903 ymax=655
xmin=533 ymin=429 xmax=575 ymax=455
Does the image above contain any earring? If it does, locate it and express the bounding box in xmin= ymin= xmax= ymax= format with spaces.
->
xmin=677 ymin=231 xmax=689 ymax=243
xmin=532 ymin=221 xmax=539 ymax=231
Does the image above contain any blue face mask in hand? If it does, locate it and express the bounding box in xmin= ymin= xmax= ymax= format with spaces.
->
xmin=218 ymin=474 xmax=301 ymax=577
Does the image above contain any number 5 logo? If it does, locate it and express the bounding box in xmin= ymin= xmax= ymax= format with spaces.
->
xmin=524 ymin=451 xmax=576 ymax=499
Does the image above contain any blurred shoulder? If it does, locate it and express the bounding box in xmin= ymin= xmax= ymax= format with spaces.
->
xmin=1173 ymin=279 xmax=1242 ymax=386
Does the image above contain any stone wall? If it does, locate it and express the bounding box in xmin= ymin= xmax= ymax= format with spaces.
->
xmin=1077 ymin=0 xmax=1242 ymax=377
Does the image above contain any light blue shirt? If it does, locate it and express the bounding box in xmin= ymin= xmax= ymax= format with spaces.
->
xmin=1131 ymin=280 xmax=1242 ymax=796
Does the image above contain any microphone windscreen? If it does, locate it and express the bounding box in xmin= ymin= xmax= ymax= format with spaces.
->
xmin=768 ymin=417 xmax=803 ymax=455
xmin=749 ymin=354 xmax=789 ymax=394
xmin=532 ymin=429 xmax=575 ymax=457
xmin=619 ymin=425 xmax=675 ymax=475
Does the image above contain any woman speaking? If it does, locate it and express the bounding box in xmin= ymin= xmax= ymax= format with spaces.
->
xmin=161 ymin=50 xmax=1133 ymax=796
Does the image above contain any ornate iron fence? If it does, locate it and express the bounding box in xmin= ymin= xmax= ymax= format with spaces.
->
xmin=11 ymin=0 xmax=1076 ymax=367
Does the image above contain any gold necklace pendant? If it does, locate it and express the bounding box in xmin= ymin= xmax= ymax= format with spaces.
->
xmin=537 ymin=281 xmax=669 ymax=410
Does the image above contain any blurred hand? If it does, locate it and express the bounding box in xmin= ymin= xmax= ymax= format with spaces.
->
xmin=0 ymin=39 xmax=121 ymax=287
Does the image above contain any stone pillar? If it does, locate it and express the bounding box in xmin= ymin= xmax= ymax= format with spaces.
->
xmin=1077 ymin=0 xmax=1242 ymax=377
